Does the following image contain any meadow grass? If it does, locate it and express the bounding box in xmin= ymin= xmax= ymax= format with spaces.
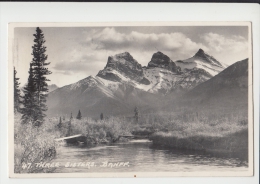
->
xmin=145 ymin=109 xmax=248 ymax=160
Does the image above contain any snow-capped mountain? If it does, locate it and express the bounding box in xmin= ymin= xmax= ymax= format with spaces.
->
xmin=47 ymin=50 xmax=227 ymax=117
xmin=176 ymin=49 xmax=226 ymax=76
xmin=95 ymin=50 xmax=224 ymax=94
xmin=97 ymin=52 xmax=150 ymax=84
xmin=147 ymin=51 xmax=181 ymax=73
xmin=47 ymin=75 xmax=161 ymax=118
xmin=167 ymin=58 xmax=249 ymax=112
xmin=47 ymin=76 xmax=130 ymax=117
xmin=143 ymin=50 xmax=224 ymax=94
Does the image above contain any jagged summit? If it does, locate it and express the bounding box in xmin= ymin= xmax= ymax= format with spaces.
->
xmin=175 ymin=49 xmax=225 ymax=76
xmin=148 ymin=51 xmax=181 ymax=73
xmin=108 ymin=52 xmax=135 ymax=64
xmin=115 ymin=51 xmax=132 ymax=57
xmin=97 ymin=52 xmax=149 ymax=84
xmin=148 ymin=52 xmax=171 ymax=67
xmin=104 ymin=52 xmax=142 ymax=70
xmin=194 ymin=48 xmax=206 ymax=57
xmin=193 ymin=48 xmax=223 ymax=67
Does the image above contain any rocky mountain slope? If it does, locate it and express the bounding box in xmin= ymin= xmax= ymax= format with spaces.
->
xmin=176 ymin=48 xmax=227 ymax=76
xmin=97 ymin=52 xmax=150 ymax=84
xmin=168 ymin=58 xmax=249 ymax=113
xmin=95 ymin=50 xmax=224 ymax=94
xmin=46 ymin=50 xmax=228 ymax=117
xmin=143 ymin=50 xmax=218 ymax=94
xmin=46 ymin=75 xmax=162 ymax=118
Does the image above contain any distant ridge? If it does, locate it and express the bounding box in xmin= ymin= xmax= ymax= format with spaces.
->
xmin=175 ymin=58 xmax=249 ymax=112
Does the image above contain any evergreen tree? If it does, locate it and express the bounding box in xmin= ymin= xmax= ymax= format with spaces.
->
xmin=14 ymin=67 xmax=21 ymax=113
xmin=134 ymin=106 xmax=139 ymax=123
xmin=100 ymin=113 xmax=104 ymax=120
xmin=31 ymin=27 xmax=51 ymax=125
xmin=57 ymin=117 xmax=62 ymax=129
xmin=76 ymin=110 xmax=82 ymax=120
xmin=20 ymin=27 xmax=51 ymax=126
xmin=21 ymin=63 xmax=38 ymax=124
xmin=70 ymin=112 xmax=73 ymax=120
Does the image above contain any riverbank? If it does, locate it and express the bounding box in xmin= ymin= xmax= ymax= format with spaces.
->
xmin=52 ymin=138 xmax=248 ymax=173
xmin=150 ymin=128 xmax=248 ymax=161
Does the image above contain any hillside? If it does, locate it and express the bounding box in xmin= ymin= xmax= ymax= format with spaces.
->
xmin=169 ymin=58 xmax=248 ymax=113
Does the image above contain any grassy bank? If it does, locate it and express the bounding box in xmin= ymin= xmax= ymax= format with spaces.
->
xmin=147 ymin=110 xmax=248 ymax=161
xmin=150 ymin=129 xmax=248 ymax=160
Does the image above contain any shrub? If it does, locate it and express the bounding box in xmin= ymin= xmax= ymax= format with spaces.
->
xmin=14 ymin=114 xmax=59 ymax=173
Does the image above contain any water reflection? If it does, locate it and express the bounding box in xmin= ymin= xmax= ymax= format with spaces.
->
xmin=53 ymin=139 xmax=248 ymax=173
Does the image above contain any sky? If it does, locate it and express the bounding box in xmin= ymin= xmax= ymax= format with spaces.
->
xmin=13 ymin=26 xmax=249 ymax=87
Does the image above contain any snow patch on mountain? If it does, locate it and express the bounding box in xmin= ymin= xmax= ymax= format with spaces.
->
xmin=97 ymin=52 xmax=148 ymax=84
xmin=94 ymin=50 xmax=226 ymax=94
xmin=143 ymin=68 xmax=181 ymax=93
xmin=176 ymin=49 xmax=225 ymax=76
xmin=53 ymin=50 xmax=227 ymax=98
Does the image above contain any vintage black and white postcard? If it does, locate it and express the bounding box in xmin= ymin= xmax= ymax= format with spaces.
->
xmin=8 ymin=22 xmax=253 ymax=178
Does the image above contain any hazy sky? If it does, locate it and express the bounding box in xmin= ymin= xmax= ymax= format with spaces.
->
xmin=13 ymin=26 xmax=249 ymax=87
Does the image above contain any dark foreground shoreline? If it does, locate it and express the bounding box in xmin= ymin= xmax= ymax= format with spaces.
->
xmin=149 ymin=128 xmax=248 ymax=162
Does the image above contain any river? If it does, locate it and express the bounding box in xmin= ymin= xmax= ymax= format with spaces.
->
xmin=53 ymin=139 xmax=248 ymax=173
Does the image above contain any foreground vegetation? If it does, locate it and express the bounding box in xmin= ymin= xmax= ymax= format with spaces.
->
xmin=14 ymin=107 xmax=249 ymax=173
xmin=143 ymin=109 xmax=248 ymax=161
xmin=14 ymin=113 xmax=59 ymax=173
xmin=14 ymin=114 xmax=133 ymax=173
xmin=55 ymin=116 xmax=133 ymax=144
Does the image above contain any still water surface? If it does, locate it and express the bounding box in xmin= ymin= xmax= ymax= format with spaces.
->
xmin=53 ymin=139 xmax=248 ymax=173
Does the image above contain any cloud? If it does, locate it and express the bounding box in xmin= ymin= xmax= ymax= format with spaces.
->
xmin=85 ymin=28 xmax=207 ymax=54
xmin=200 ymin=32 xmax=248 ymax=64
xmin=54 ymin=28 xmax=209 ymax=75
xmin=53 ymin=59 xmax=104 ymax=75
xmin=201 ymin=32 xmax=248 ymax=53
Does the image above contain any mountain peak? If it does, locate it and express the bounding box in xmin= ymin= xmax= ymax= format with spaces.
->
xmin=112 ymin=52 xmax=134 ymax=63
xmin=155 ymin=51 xmax=164 ymax=55
xmin=148 ymin=51 xmax=170 ymax=66
xmin=148 ymin=51 xmax=181 ymax=73
xmin=97 ymin=52 xmax=147 ymax=83
xmin=194 ymin=48 xmax=206 ymax=57
xmin=116 ymin=51 xmax=131 ymax=56
xmin=193 ymin=49 xmax=223 ymax=67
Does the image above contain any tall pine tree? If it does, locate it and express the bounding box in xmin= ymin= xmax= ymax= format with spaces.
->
xmin=21 ymin=27 xmax=51 ymax=126
xmin=14 ymin=67 xmax=21 ymax=113
xmin=31 ymin=27 xmax=51 ymax=125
